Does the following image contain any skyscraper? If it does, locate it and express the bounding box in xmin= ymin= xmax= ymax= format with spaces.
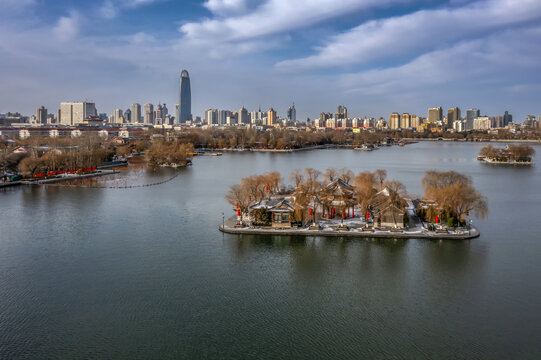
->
xmin=155 ymin=104 xmax=164 ymax=125
xmin=179 ymin=70 xmax=191 ymax=124
xmin=36 ymin=106 xmax=47 ymax=124
xmin=267 ymin=108 xmax=276 ymax=126
xmin=124 ymin=108 xmax=131 ymax=123
xmin=131 ymin=103 xmax=141 ymax=123
xmin=287 ymin=103 xmax=296 ymax=122
xmin=447 ymin=107 xmax=461 ymax=128
xmin=503 ymin=111 xmax=512 ymax=126
xmin=465 ymin=108 xmax=480 ymax=130
xmin=428 ymin=107 xmax=443 ymax=123
xmin=60 ymin=102 xmax=97 ymax=126
xmin=144 ymin=103 xmax=154 ymax=124
xmin=389 ymin=112 xmax=400 ymax=129
xmin=400 ymin=113 xmax=411 ymax=129
xmin=238 ymin=106 xmax=249 ymax=124
xmin=114 ymin=109 xmax=124 ymax=123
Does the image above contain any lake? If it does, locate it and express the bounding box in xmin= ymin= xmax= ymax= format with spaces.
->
xmin=1 ymin=142 xmax=540 ymax=359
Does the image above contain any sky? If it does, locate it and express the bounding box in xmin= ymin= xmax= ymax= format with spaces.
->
xmin=0 ymin=0 xmax=540 ymax=122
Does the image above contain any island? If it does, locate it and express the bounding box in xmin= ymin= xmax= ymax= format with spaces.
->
xmin=219 ymin=168 xmax=487 ymax=240
xmin=477 ymin=144 xmax=535 ymax=165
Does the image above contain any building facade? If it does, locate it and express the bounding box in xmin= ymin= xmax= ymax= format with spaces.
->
xmin=131 ymin=103 xmax=141 ymax=123
xmin=267 ymin=108 xmax=276 ymax=126
xmin=144 ymin=103 xmax=154 ymax=124
xmin=428 ymin=107 xmax=443 ymax=123
xmin=60 ymin=102 xmax=97 ymax=126
xmin=179 ymin=70 xmax=191 ymax=124
xmin=36 ymin=106 xmax=48 ymax=125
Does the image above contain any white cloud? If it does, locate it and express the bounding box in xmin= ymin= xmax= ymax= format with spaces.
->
xmin=53 ymin=11 xmax=80 ymax=42
xmin=97 ymin=0 xmax=163 ymax=19
xmin=276 ymin=0 xmax=541 ymax=71
xmin=181 ymin=0 xmax=409 ymax=45
xmin=99 ymin=0 xmax=118 ymax=19
xmin=204 ymin=0 xmax=247 ymax=16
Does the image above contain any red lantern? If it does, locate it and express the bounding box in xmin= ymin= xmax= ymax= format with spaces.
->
xmin=435 ymin=215 xmax=439 ymax=223
xmin=309 ymin=208 xmax=313 ymax=216
xmin=366 ymin=211 xmax=370 ymax=219
xmin=237 ymin=209 xmax=241 ymax=216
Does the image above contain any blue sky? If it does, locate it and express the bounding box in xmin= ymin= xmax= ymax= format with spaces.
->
xmin=1 ymin=0 xmax=540 ymax=121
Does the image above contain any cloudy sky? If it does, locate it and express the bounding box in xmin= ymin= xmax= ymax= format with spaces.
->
xmin=1 ymin=0 xmax=540 ymax=121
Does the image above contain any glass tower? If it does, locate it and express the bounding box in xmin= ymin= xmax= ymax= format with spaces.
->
xmin=179 ymin=70 xmax=191 ymax=124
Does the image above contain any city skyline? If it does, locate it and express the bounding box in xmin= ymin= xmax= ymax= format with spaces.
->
xmin=1 ymin=0 xmax=541 ymax=121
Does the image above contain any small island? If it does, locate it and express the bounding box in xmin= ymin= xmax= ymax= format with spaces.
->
xmin=477 ymin=144 xmax=535 ymax=165
xmin=220 ymin=168 xmax=487 ymax=240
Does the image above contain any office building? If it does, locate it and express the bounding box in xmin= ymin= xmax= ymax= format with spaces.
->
xmin=504 ymin=111 xmax=512 ymax=126
xmin=114 ymin=109 xmax=124 ymax=123
xmin=205 ymin=109 xmax=218 ymax=126
xmin=465 ymin=108 xmax=480 ymax=130
xmin=124 ymin=109 xmax=131 ymax=123
xmin=36 ymin=106 xmax=48 ymax=125
xmin=428 ymin=107 xmax=443 ymax=123
xmin=447 ymin=107 xmax=461 ymax=128
xmin=287 ymin=103 xmax=296 ymax=122
xmin=179 ymin=70 xmax=191 ymax=123
xmin=267 ymin=108 xmax=276 ymax=126
xmin=60 ymin=102 xmax=97 ymax=126
xmin=238 ymin=106 xmax=249 ymax=125
xmin=144 ymin=103 xmax=154 ymax=124
xmin=400 ymin=113 xmax=411 ymax=129
xmin=389 ymin=112 xmax=400 ymax=129
xmin=131 ymin=103 xmax=141 ymax=123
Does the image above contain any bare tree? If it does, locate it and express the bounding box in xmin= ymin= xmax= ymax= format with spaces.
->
xmin=289 ymin=169 xmax=304 ymax=189
xmin=374 ymin=169 xmax=387 ymax=190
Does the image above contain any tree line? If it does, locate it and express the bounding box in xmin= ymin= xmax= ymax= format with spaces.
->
xmin=226 ymin=168 xmax=487 ymax=227
xmin=479 ymin=144 xmax=535 ymax=161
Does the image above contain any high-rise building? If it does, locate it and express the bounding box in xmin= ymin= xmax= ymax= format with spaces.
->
xmin=428 ymin=107 xmax=443 ymax=123
xmin=144 ymin=103 xmax=154 ymax=124
xmin=36 ymin=106 xmax=47 ymax=125
xmin=465 ymin=108 xmax=480 ymax=130
xmin=400 ymin=113 xmax=411 ymax=129
xmin=335 ymin=105 xmax=348 ymax=120
xmin=161 ymin=104 xmax=169 ymax=124
xmin=267 ymin=108 xmax=276 ymax=126
xmin=287 ymin=103 xmax=296 ymax=122
xmin=179 ymin=70 xmax=191 ymax=123
xmin=238 ymin=106 xmax=249 ymax=124
xmin=131 ymin=103 xmax=141 ymax=123
xmin=60 ymin=102 xmax=97 ymax=126
xmin=114 ymin=109 xmax=124 ymax=123
xmin=124 ymin=108 xmax=131 ymax=123
xmin=155 ymin=104 xmax=164 ymax=125
xmin=473 ymin=116 xmax=491 ymax=130
xmin=388 ymin=113 xmax=400 ymax=129
xmin=218 ymin=110 xmax=230 ymax=126
xmin=503 ymin=111 xmax=512 ymax=126
xmin=447 ymin=107 xmax=461 ymax=128
xmin=205 ymin=109 xmax=218 ymax=126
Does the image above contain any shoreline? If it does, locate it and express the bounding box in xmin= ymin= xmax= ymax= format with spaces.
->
xmin=219 ymin=224 xmax=480 ymax=240
xmin=402 ymin=138 xmax=541 ymax=144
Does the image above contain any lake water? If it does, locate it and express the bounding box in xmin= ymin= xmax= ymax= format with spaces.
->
xmin=1 ymin=142 xmax=540 ymax=359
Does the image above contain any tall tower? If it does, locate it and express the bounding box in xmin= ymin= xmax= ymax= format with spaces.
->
xmin=131 ymin=103 xmax=141 ymax=123
xmin=179 ymin=70 xmax=191 ymax=124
